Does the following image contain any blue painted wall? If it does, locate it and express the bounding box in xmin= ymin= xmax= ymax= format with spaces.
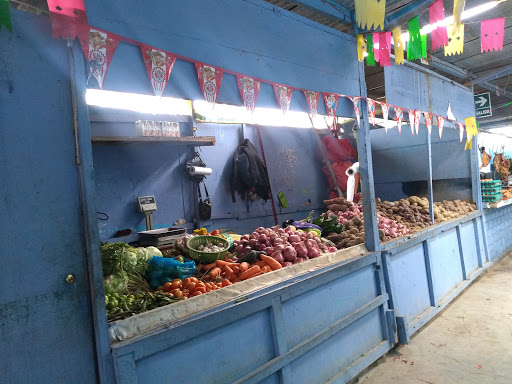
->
xmin=0 ymin=10 xmax=98 ymax=382
xmin=483 ymin=205 xmax=512 ymax=261
xmin=82 ymin=0 xmax=361 ymax=240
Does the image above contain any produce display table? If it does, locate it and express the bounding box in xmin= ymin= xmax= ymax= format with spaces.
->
xmin=483 ymin=197 xmax=512 ymax=209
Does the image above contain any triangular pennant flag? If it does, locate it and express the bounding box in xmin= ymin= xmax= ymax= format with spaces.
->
xmin=429 ymin=0 xmax=449 ymax=51
xmin=47 ymin=0 xmax=87 ymax=39
xmin=453 ymin=0 xmax=466 ymax=34
xmin=196 ymin=63 xmax=224 ymax=107
xmin=408 ymin=110 xmax=416 ymax=135
xmin=378 ymin=32 xmax=392 ymax=67
xmin=437 ymin=115 xmax=445 ymax=139
xmin=407 ymin=16 xmax=423 ymax=61
xmin=350 ymin=97 xmax=361 ymax=128
xmin=354 ymin=0 xmax=386 ymax=31
xmin=78 ymin=27 xmax=120 ymax=89
xmin=458 ymin=122 xmax=464 ymax=142
xmin=395 ymin=107 xmax=403 ymax=134
xmin=356 ymin=35 xmax=367 ymax=62
xmin=445 ymin=24 xmax=464 ymax=56
xmin=273 ymin=84 xmax=293 ymax=115
xmin=366 ymin=34 xmax=376 ymax=67
xmin=140 ymin=45 xmax=176 ymax=98
xmin=304 ymin=90 xmax=320 ymax=117
xmin=464 ymin=117 xmax=478 ymax=150
xmin=373 ymin=33 xmax=380 ymax=63
xmin=414 ymin=110 xmax=421 ymax=134
xmin=447 ymin=102 xmax=456 ymax=121
xmin=323 ymin=93 xmax=339 ymax=128
xmin=392 ymin=27 xmax=404 ymax=65
xmin=381 ymin=103 xmax=389 ymax=121
xmin=0 ymin=0 xmax=12 ymax=32
xmin=368 ymin=98 xmax=376 ymax=125
xmin=237 ymin=75 xmax=260 ymax=113
xmin=421 ymin=34 xmax=427 ymax=58
xmin=424 ymin=112 xmax=432 ymax=135
xmin=481 ymin=18 xmax=505 ymax=52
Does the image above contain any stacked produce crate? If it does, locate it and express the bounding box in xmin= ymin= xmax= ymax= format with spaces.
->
xmin=481 ymin=179 xmax=502 ymax=203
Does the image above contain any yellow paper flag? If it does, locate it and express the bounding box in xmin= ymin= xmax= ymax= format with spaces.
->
xmin=445 ymin=24 xmax=464 ymax=56
xmin=392 ymin=27 xmax=404 ymax=65
xmin=355 ymin=0 xmax=386 ymax=31
xmin=357 ymin=35 xmax=367 ymax=62
xmin=453 ymin=0 xmax=466 ymax=34
xmin=464 ymin=116 xmax=478 ymax=150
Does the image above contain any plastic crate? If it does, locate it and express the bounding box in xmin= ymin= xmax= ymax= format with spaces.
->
xmin=186 ymin=236 xmax=230 ymax=264
xmin=482 ymin=195 xmax=502 ymax=202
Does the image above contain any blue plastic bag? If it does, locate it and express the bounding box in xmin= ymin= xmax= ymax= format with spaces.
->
xmin=148 ymin=256 xmax=196 ymax=289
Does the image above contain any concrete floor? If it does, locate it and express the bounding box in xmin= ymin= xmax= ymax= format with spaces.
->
xmin=355 ymin=254 xmax=512 ymax=384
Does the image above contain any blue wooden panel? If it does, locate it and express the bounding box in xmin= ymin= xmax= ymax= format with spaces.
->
xmin=460 ymin=221 xmax=479 ymax=275
xmin=372 ymin=146 xmax=428 ymax=183
xmin=0 ymin=10 xmax=98 ymax=382
xmin=135 ymin=309 xmax=276 ymax=384
xmin=428 ymin=229 xmax=464 ymax=301
xmin=286 ymin=309 xmax=384 ymax=384
xmin=84 ymin=0 xmax=359 ymax=117
xmin=257 ymin=373 xmax=281 ymax=384
xmin=431 ymin=141 xmax=471 ymax=180
xmin=386 ymin=244 xmax=432 ymax=323
xmin=281 ymin=264 xmax=378 ymax=348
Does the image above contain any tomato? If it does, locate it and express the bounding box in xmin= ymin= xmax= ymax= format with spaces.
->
xmin=156 ymin=286 xmax=164 ymax=291
xmin=163 ymin=282 xmax=173 ymax=292
xmin=192 ymin=291 xmax=203 ymax=296
xmin=193 ymin=286 xmax=207 ymax=294
xmin=170 ymin=289 xmax=184 ymax=298
xmin=183 ymin=277 xmax=193 ymax=285
xmin=190 ymin=277 xmax=199 ymax=283
xmin=172 ymin=278 xmax=182 ymax=285
xmin=222 ymin=279 xmax=232 ymax=287
xmin=194 ymin=282 xmax=206 ymax=289
xmin=210 ymin=229 xmax=220 ymax=236
xmin=216 ymin=283 xmax=223 ymax=288
xmin=170 ymin=280 xmax=182 ymax=290
xmin=183 ymin=282 xmax=196 ymax=292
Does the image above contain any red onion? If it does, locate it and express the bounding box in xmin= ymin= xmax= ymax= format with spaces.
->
xmin=308 ymin=247 xmax=320 ymax=259
xmin=262 ymin=229 xmax=270 ymax=237
xmin=328 ymin=246 xmax=337 ymax=253
xmin=250 ymin=239 xmax=259 ymax=248
xmin=242 ymin=240 xmax=249 ymax=247
xmin=281 ymin=261 xmax=293 ymax=267
xmin=277 ymin=229 xmax=285 ymax=235
xmin=264 ymin=247 xmax=274 ymax=255
xmin=288 ymin=234 xmax=300 ymax=243
xmin=274 ymin=244 xmax=284 ymax=253
xmin=243 ymin=246 xmax=252 ymax=255
xmin=240 ymin=235 xmax=249 ymax=241
xmin=254 ymin=243 xmax=265 ymax=251
xmin=306 ymin=232 xmax=315 ymax=240
xmin=271 ymin=252 xmax=285 ymax=264
xmin=258 ymin=234 xmax=267 ymax=244
xmin=235 ymin=245 xmax=244 ymax=254
xmin=304 ymin=239 xmax=314 ymax=249
xmin=269 ymin=233 xmax=278 ymax=242
xmin=273 ymin=238 xmax=284 ymax=246
xmin=294 ymin=257 xmax=307 ymax=264
xmin=314 ymin=237 xmax=321 ymax=244
xmin=294 ymin=243 xmax=308 ymax=258
xmin=283 ymin=246 xmax=297 ymax=262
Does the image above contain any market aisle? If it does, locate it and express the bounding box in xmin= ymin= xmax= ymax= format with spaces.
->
xmin=354 ymin=254 xmax=512 ymax=384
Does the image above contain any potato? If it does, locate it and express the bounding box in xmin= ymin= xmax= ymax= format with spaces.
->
xmin=349 ymin=228 xmax=359 ymax=235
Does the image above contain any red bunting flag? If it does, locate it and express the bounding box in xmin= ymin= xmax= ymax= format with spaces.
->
xmin=429 ymin=0 xmax=449 ymax=51
xmin=481 ymin=18 xmax=505 ymax=52
xmin=368 ymin=98 xmax=376 ymax=125
xmin=395 ymin=107 xmax=403 ymax=134
xmin=304 ymin=90 xmax=320 ymax=117
xmin=378 ymin=32 xmax=391 ymax=67
xmin=349 ymin=97 xmax=361 ymax=128
xmin=424 ymin=112 xmax=432 ymax=134
xmin=458 ymin=122 xmax=464 ymax=142
xmin=323 ymin=93 xmax=339 ymax=127
xmin=237 ymin=75 xmax=260 ymax=113
xmin=140 ymin=45 xmax=176 ymax=98
xmin=414 ymin=110 xmax=421 ymax=134
xmin=437 ymin=115 xmax=445 ymax=139
xmin=381 ymin=103 xmax=389 ymax=121
xmin=78 ymin=27 xmax=120 ymax=89
xmin=408 ymin=110 xmax=415 ymax=135
xmin=196 ymin=63 xmax=224 ymax=107
xmin=47 ymin=0 xmax=87 ymax=39
xmin=273 ymin=84 xmax=293 ymax=115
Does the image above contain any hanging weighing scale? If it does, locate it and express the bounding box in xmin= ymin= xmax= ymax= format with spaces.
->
xmin=137 ymin=196 xmax=157 ymax=230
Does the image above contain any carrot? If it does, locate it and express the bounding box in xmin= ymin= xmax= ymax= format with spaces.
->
xmin=261 ymin=265 xmax=271 ymax=273
xmin=239 ymin=262 xmax=250 ymax=272
xmin=224 ymin=265 xmax=237 ymax=281
xmin=255 ymin=260 xmax=266 ymax=269
xmin=209 ymin=267 xmax=222 ymax=278
xmin=230 ymin=265 xmax=240 ymax=274
xmin=197 ymin=264 xmax=204 ymax=272
xmin=204 ymin=262 xmax=216 ymax=271
xmin=240 ymin=265 xmax=262 ymax=280
xmin=260 ymin=254 xmax=283 ymax=271
xmin=216 ymin=259 xmax=238 ymax=268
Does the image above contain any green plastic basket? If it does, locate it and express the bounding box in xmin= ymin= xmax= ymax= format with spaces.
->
xmin=186 ymin=235 xmax=230 ymax=264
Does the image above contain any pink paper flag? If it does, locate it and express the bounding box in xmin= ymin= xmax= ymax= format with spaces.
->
xmin=481 ymin=18 xmax=505 ymax=52
xmin=323 ymin=93 xmax=339 ymax=128
xmin=368 ymin=98 xmax=376 ymax=125
xmin=424 ymin=112 xmax=432 ymax=134
xmin=350 ymin=97 xmax=361 ymax=128
xmin=196 ymin=63 xmax=224 ymax=107
xmin=381 ymin=103 xmax=390 ymax=121
xmin=408 ymin=110 xmax=415 ymax=135
xmin=373 ymin=33 xmax=380 ymax=63
xmin=78 ymin=27 xmax=120 ymax=89
xmin=47 ymin=0 xmax=87 ymax=39
xmin=437 ymin=115 xmax=445 ymax=139
xmin=414 ymin=110 xmax=421 ymax=134
xmin=458 ymin=122 xmax=464 ymax=142
xmin=304 ymin=91 xmax=320 ymax=117
xmin=378 ymin=32 xmax=392 ymax=67
xmin=395 ymin=107 xmax=403 ymax=134
xmin=273 ymin=84 xmax=293 ymax=115
xmin=237 ymin=75 xmax=260 ymax=113
xmin=140 ymin=45 xmax=176 ymax=98
xmin=429 ymin=0 xmax=449 ymax=51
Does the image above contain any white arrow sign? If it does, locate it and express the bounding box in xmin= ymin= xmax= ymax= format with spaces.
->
xmin=476 ymin=96 xmax=487 ymax=107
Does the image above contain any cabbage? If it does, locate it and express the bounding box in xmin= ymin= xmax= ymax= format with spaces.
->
xmin=145 ymin=246 xmax=163 ymax=258
xmin=121 ymin=248 xmax=138 ymax=272
xmin=103 ymin=271 xmax=128 ymax=294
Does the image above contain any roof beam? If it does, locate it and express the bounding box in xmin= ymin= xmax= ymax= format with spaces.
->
xmin=428 ymin=56 xmax=512 ymax=100
xmin=472 ymin=64 xmax=512 ymax=85
xmin=285 ymin=0 xmax=354 ymax=24
xmin=385 ymin=0 xmax=437 ymax=29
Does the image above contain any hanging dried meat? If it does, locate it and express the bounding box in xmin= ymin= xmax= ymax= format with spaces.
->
xmin=493 ymin=153 xmax=510 ymax=181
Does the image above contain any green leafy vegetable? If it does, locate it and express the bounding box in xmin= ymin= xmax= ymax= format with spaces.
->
xmin=313 ymin=215 xmax=344 ymax=236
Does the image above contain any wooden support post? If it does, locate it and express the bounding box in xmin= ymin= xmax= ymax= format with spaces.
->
xmin=426 ymin=131 xmax=435 ymax=224
xmin=356 ymin=62 xmax=380 ymax=252
xmin=470 ymin=134 xmax=483 ymax=210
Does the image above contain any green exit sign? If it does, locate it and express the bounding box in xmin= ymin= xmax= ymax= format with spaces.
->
xmin=474 ymin=92 xmax=492 ymax=118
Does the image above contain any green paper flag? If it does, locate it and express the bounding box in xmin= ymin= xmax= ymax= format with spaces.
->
xmin=0 ymin=0 xmax=12 ymax=32
xmin=366 ymin=34 xmax=375 ymax=67
xmin=421 ymin=34 xmax=427 ymax=58
xmin=407 ymin=16 xmax=422 ymax=61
